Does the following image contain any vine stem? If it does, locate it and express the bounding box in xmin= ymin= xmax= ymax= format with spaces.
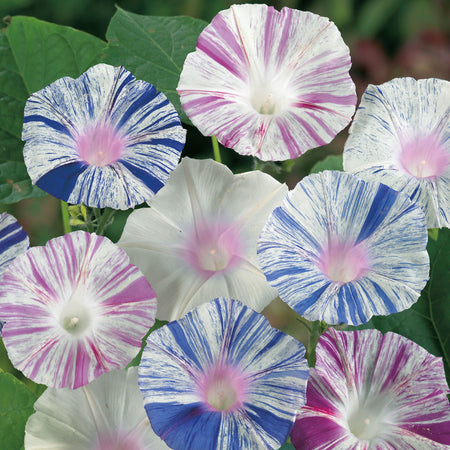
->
xmin=96 ymin=208 xmax=116 ymax=236
xmin=211 ymin=135 xmax=221 ymax=163
xmin=60 ymin=201 xmax=71 ymax=234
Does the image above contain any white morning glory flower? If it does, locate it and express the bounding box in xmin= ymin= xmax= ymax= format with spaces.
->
xmin=139 ymin=297 xmax=309 ymax=450
xmin=118 ymin=157 xmax=287 ymax=321
xmin=343 ymin=77 xmax=450 ymax=228
xmin=291 ymin=328 xmax=450 ymax=449
xmin=25 ymin=367 xmax=170 ymax=449
xmin=23 ymin=63 xmax=186 ymax=209
xmin=177 ymin=4 xmax=356 ymax=161
xmin=0 ymin=230 xmax=157 ymax=388
xmin=258 ymin=170 xmax=429 ymax=326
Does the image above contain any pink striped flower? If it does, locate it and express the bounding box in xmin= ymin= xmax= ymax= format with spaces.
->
xmin=291 ymin=328 xmax=450 ymax=449
xmin=177 ymin=4 xmax=356 ymax=161
xmin=0 ymin=231 xmax=157 ymax=389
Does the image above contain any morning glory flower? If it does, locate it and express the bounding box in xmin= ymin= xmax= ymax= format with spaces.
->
xmin=177 ymin=4 xmax=356 ymax=161
xmin=139 ymin=297 xmax=309 ymax=450
xmin=25 ymin=367 xmax=170 ymax=450
xmin=0 ymin=212 xmax=29 ymax=278
xmin=291 ymin=328 xmax=450 ymax=449
xmin=118 ymin=157 xmax=287 ymax=321
xmin=0 ymin=212 xmax=29 ymax=333
xmin=343 ymin=77 xmax=450 ymax=228
xmin=23 ymin=63 xmax=186 ymax=210
xmin=258 ymin=170 xmax=429 ymax=326
xmin=0 ymin=230 xmax=157 ymax=389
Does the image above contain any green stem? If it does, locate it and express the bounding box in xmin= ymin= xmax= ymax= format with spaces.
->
xmin=211 ymin=135 xmax=221 ymax=163
xmin=60 ymin=201 xmax=71 ymax=234
xmin=306 ymin=321 xmax=329 ymax=367
xmin=96 ymin=208 xmax=116 ymax=236
xmin=253 ymin=157 xmax=264 ymax=171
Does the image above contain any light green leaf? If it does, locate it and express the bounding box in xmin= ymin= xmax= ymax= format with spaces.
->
xmin=0 ymin=369 xmax=37 ymax=450
xmin=350 ymin=228 xmax=450 ymax=381
xmin=309 ymin=154 xmax=343 ymax=174
xmin=103 ymin=7 xmax=207 ymax=124
xmin=0 ymin=16 xmax=105 ymax=203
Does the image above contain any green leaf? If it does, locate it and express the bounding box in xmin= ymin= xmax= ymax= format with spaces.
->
xmin=103 ymin=7 xmax=207 ymax=124
xmin=356 ymin=0 xmax=403 ymax=38
xmin=0 ymin=16 xmax=105 ymax=203
xmin=350 ymin=228 xmax=450 ymax=381
xmin=0 ymin=369 xmax=37 ymax=450
xmin=309 ymin=154 xmax=343 ymax=174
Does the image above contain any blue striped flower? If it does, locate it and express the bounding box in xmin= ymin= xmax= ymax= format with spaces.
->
xmin=138 ymin=297 xmax=309 ymax=450
xmin=257 ymin=170 xmax=429 ymax=326
xmin=343 ymin=78 xmax=449 ymax=228
xmin=0 ymin=212 xmax=29 ymax=333
xmin=22 ymin=64 xmax=186 ymax=210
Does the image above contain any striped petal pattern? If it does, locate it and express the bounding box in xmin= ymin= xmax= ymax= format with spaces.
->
xmin=343 ymin=77 xmax=450 ymax=228
xmin=118 ymin=157 xmax=287 ymax=321
xmin=139 ymin=297 xmax=309 ymax=450
xmin=25 ymin=367 xmax=170 ymax=449
xmin=257 ymin=170 xmax=429 ymax=325
xmin=0 ymin=231 xmax=157 ymax=389
xmin=0 ymin=212 xmax=29 ymax=334
xmin=291 ymin=328 xmax=450 ymax=449
xmin=0 ymin=212 xmax=28 ymax=279
xmin=177 ymin=4 xmax=356 ymax=161
xmin=23 ymin=63 xmax=186 ymax=209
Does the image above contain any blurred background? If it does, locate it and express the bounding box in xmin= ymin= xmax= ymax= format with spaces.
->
xmin=0 ymin=0 xmax=449 ymax=376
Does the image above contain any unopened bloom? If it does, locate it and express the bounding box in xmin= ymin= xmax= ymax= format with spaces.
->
xmin=291 ymin=328 xmax=450 ymax=449
xmin=178 ymin=4 xmax=356 ymax=161
xmin=258 ymin=170 xmax=429 ymax=325
xmin=23 ymin=63 xmax=186 ymax=209
xmin=343 ymin=77 xmax=450 ymax=228
xmin=139 ymin=297 xmax=309 ymax=450
xmin=0 ymin=230 xmax=157 ymax=388
xmin=25 ymin=367 xmax=170 ymax=449
xmin=119 ymin=157 xmax=287 ymax=320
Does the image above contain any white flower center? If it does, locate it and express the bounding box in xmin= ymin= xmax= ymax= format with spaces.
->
xmin=347 ymin=394 xmax=392 ymax=442
xmin=250 ymin=83 xmax=287 ymax=115
xmin=58 ymin=286 xmax=93 ymax=336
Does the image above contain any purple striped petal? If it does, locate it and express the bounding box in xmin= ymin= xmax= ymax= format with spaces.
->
xmin=0 ymin=231 xmax=157 ymax=389
xmin=257 ymin=170 xmax=429 ymax=325
xmin=25 ymin=367 xmax=170 ymax=449
xmin=119 ymin=157 xmax=287 ymax=321
xmin=291 ymin=328 xmax=450 ymax=449
xmin=23 ymin=63 xmax=186 ymax=209
xmin=177 ymin=4 xmax=356 ymax=161
xmin=139 ymin=297 xmax=309 ymax=450
xmin=343 ymin=77 xmax=450 ymax=228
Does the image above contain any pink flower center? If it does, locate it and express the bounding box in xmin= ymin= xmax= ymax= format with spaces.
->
xmin=75 ymin=122 xmax=128 ymax=167
xmin=94 ymin=430 xmax=145 ymax=450
xmin=180 ymin=220 xmax=242 ymax=277
xmin=197 ymin=364 xmax=248 ymax=412
xmin=398 ymin=133 xmax=448 ymax=179
xmin=318 ymin=239 xmax=370 ymax=283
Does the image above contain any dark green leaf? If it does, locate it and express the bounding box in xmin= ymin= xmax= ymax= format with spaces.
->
xmin=0 ymin=369 xmax=37 ymax=450
xmin=103 ymin=7 xmax=207 ymax=124
xmin=0 ymin=16 xmax=105 ymax=203
xmin=309 ymin=154 xmax=343 ymax=174
xmin=350 ymin=228 xmax=450 ymax=381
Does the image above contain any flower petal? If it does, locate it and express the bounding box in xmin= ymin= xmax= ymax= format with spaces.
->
xmin=343 ymin=77 xmax=450 ymax=228
xmin=25 ymin=367 xmax=170 ymax=449
xmin=291 ymin=328 xmax=450 ymax=449
xmin=0 ymin=230 xmax=156 ymax=388
xmin=177 ymin=4 xmax=356 ymax=161
xmin=23 ymin=63 xmax=185 ymax=209
xmin=258 ymin=170 xmax=429 ymax=325
xmin=119 ymin=157 xmax=287 ymax=320
xmin=139 ymin=297 xmax=309 ymax=450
